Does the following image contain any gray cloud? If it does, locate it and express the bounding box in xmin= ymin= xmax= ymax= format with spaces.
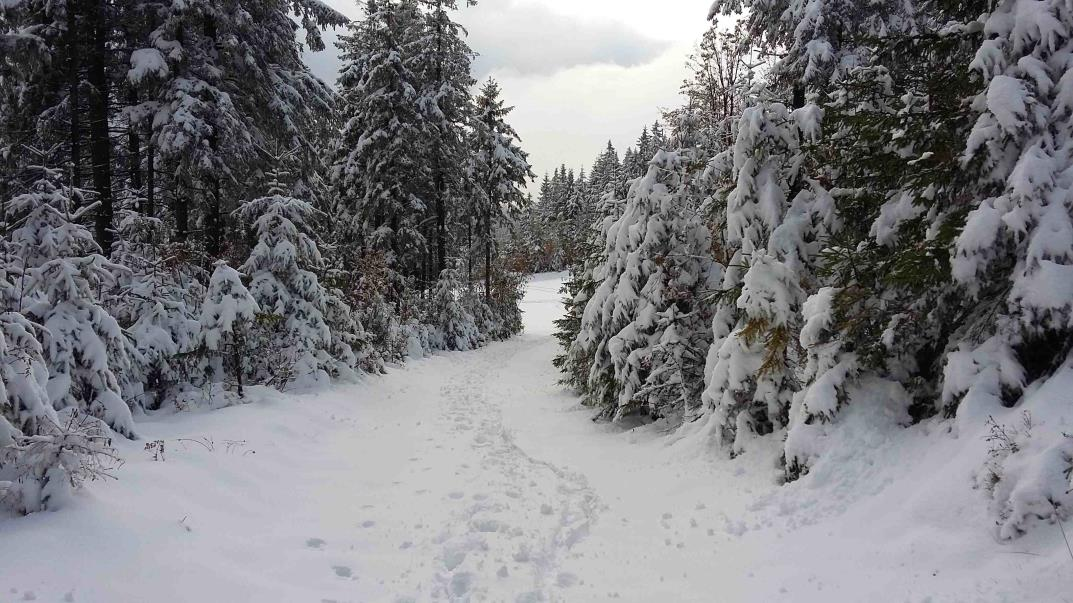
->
xmin=302 ymin=0 xmax=671 ymax=86
xmin=460 ymin=1 xmax=670 ymax=77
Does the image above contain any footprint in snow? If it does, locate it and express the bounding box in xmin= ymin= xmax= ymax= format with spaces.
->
xmin=449 ymin=572 xmax=474 ymax=596
xmin=448 ymin=491 xmax=465 ymax=500
xmin=306 ymin=538 xmax=327 ymax=549
xmin=361 ymin=520 xmax=376 ymax=528
xmin=332 ymin=565 xmax=353 ymax=578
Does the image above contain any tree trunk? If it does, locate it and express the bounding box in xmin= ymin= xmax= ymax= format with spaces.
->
xmin=484 ymin=213 xmax=491 ymax=303
xmin=436 ymin=172 xmax=446 ymax=274
xmin=146 ymin=134 xmax=155 ymax=218
xmin=434 ymin=1 xmax=447 ymax=275
xmin=86 ymin=0 xmax=113 ymax=252
xmin=205 ymin=170 xmax=223 ymax=258
xmin=66 ymin=0 xmax=82 ymax=188
xmin=203 ymin=15 xmax=224 ymax=260
xmin=175 ymin=180 xmax=189 ymax=242
xmin=466 ymin=219 xmax=472 ymax=284
xmin=128 ymin=86 xmax=142 ymax=209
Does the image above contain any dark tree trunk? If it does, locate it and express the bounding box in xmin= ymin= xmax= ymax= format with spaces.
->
xmin=791 ymin=84 xmax=806 ymax=110
xmin=86 ymin=0 xmax=113 ymax=252
xmin=205 ymin=170 xmax=223 ymax=258
xmin=174 ymin=180 xmax=189 ymax=242
xmin=466 ymin=219 xmax=473 ymax=283
xmin=145 ymin=134 xmax=155 ymax=217
xmin=436 ymin=173 xmax=446 ymax=274
xmin=127 ymin=87 xmax=142 ymax=208
xmin=203 ymin=15 xmax=224 ymax=260
xmin=484 ymin=213 xmax=491 ymax=303
xmin=66 ymin=1 xmax=82 ymax=188
xmin=433 ymin=1 xmax=447 ymax=275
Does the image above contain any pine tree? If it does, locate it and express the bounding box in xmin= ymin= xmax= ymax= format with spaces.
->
xmin=331 ymin=0 xmax=430 ymax=299
xmin=469 ymin=78 xmax=534 ymax=301
xmin=7 ymin=167 xmax=136 ymax=438
xmin=199 ymin=261 xmax=259 ymax=398
xmin=236 ymin=169 xmax=333 ymax=388
xmin=431 ymin=264 xmax=479 ymax=351
xmin=575 ymin=150 xmax=719 ymax=419
xmin=699 ymin=100 xmax=831 ymax=453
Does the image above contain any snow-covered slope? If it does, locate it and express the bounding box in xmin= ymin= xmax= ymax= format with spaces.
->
xmin=0 ymin=273 xmax=1069 ymax=602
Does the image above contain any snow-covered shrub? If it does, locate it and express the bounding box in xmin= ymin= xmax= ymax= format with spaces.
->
xmin=700 ymin=103 xmax=829 ymax=452
xmin=482 ymin=268 xmax=527 ymax=341
xmin=199 ymin=262 xmax=259 ymax=399
xmin=970 ymin=368 xmax=1073 ymax=540
xmin=432 ymin=266 xmax=480 ymax=351
xmin=0 ymin=410 xmax=118 ymax=515
xmin=7 ymin=168 xmax=137 ymax=438
xmin=236 ymin=184 xmax=333 ymax=389
xmin=109 ymin=210 xmax=203 ymax=410
xmin=579 ymin=149 xmax=720 ymax=420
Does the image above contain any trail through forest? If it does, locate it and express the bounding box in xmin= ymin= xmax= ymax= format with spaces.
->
xmin=0 ymin=273 xmax=1067 ymax=603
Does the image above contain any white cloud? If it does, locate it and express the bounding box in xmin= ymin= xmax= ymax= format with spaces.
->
xmin=488 ymin=42 xmax=692 ymax=184
xmin=460 ymin=0 xmax=669 ymax=77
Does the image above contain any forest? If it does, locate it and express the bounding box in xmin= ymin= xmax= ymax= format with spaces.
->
xmin=0 ymin=0 xmax=533 ymax=513
xmin=2 ymin=0 xmax=1073 ymax=599
xmin=535 ymin=0 xmax=1073 ymax=541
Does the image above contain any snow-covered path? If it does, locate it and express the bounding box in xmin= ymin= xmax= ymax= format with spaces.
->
xmin=2 ymin=273 xmax=1069 ymax=602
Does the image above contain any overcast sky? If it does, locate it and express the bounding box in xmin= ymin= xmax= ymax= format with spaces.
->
xmin=306 ymin=0 xmax=709 ymax=188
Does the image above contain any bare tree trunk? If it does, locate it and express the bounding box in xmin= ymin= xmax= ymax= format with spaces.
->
xmin=484 ymin=213 xmax=491 ymax=303
xmin=128 ymin=87 xmax=142 ymax=209
xmin=145 ymin=134 xmax=155 ymax=218
xmin=174 ymin=180 xmax=189 ymax=242
xmin=205 ymin=169 xmax=223 ymax=258
xmin=86 ymin=0 xmax=113 ymax=252
xmin=67 ymin=0 xmax=82 ymax=188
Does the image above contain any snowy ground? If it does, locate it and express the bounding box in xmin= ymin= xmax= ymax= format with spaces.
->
xmin=1 ymin=273 xmax=1070 ymax=602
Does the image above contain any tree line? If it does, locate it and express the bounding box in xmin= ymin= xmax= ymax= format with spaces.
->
xmin=549 ymin=0 xmax=1073 ymax=540
xmin=0 ymin=0 xmax=532 ymax=513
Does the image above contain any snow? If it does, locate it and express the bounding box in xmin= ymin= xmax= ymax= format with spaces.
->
xmin=1 ymin=273 xmax=1071 ymax=601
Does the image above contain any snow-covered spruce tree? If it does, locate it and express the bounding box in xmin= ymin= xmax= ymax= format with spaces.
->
xmin=0 ymin=309 xmax=55 ymax=511
xmin=709 ymin=0 xmax=916 ymax=89
xmin=942 ymin=0 xmax=1073 ymax=536
xmin=699 ymin=100 xmax=833 ymax=453
xmin=199 ymin=261 xmax=259 ymax=398
xmin=330 ymin=0 xmax=430 ymax=300
xmin=469 ymin=78 xmax=534 ymax=305
xmin=134 ymin=0 xmax=345 ymax=254
xmin=235 ymin=171 xmax=334 ymax=389
xmin=577 ymin=150 xmax=720 ymax=420
xmin=0 ymin=317 xmax=117 ymax=516
xmin=409 ymin=0 xmax=476 ymax=276
xmin=108 ymin=210 xmax=204 ymax=410
xmin=431 ymin=264 xmax=480 ymax=351
xmin=554 ymin=145 xmax=628 ymax=394
xmin=6 ymin=167 xmax=136 ymax=438
xmin=779 ymin=19 xmax=986 ymax=479
xmin=1 ymin=256 xmax=117 ymax=516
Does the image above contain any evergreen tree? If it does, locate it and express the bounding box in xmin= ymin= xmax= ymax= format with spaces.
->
xmin=236 ymin=170 xmax=334 ymax=388
xmin=431 ymin=264 xmax=479 ymax=351
xmin=199 ymin=261 xmax=259 ymax=398
xmin=331 ymin=0 xmax=430 ymax=300
xmin=469 ymin=78 xmax=534 ymax=300
xmin=7 ymin=167 xmax=136 ymax=438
